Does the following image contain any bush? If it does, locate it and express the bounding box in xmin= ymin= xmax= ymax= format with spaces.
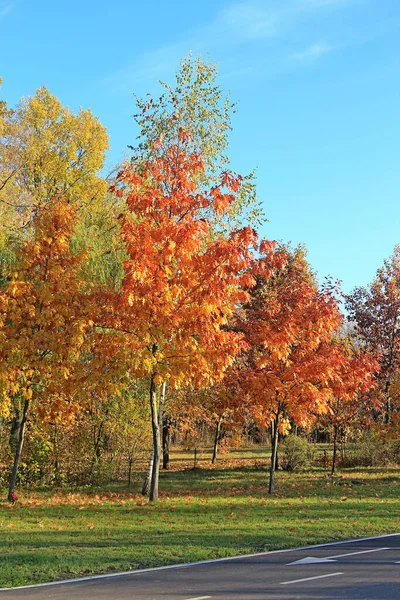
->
xmin=387 ymin=440 xmax=400 ymax=464
xmin=17 ymin=436 xmax=54 ymax=486
xmin=339 ymin=433 xmax=400 ymax=468
xmin=281 ymin=435 xmax=314 ymax=472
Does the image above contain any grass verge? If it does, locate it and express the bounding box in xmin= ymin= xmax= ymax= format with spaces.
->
xmin=0 ymin=451 xmax=399 ymax=588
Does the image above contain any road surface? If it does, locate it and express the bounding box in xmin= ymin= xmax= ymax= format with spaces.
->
xmin=1 ymin=533 xmax=399 ymax=599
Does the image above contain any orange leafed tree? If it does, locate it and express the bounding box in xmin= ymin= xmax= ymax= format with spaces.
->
xmin=346 ymin=247 xmax=400 ymax=424
xmin=318 ymin=341 xmax=378 ymax=475
xmin=238 ymin=249 xmax=348 ymax=493
xmin=110 ymin=139 xmax=278 ymax=501
xmin=0 ymin=199 xmax=95 ymax=501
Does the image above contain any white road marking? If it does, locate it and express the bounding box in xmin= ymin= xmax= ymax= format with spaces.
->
xmin=288 ymin=546 xmax=390 ymax=565
xmin=329 ymin=547 xmax=390 ymax=559
xmin=0 ymin=533 xmax=398 ymax=591
xmin=288 ymin=557 xmax=336 ymax=565
xmin=185 ymin=596 xmax=212 ymax=600
xmin=281 ymin=572 xmax=344 ymax=585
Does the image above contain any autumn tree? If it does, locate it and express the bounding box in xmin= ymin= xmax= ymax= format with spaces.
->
xmin=0 ymin=87 xmax=108 ymax=214
xmin=317 ymin=340 xmax=378 ymax=475
xmin=203 ymin=368 xmax=254 ymax=464
xmin=0 ymin=199 xmax=96 ymax=501
xmin=206 ymin=382 xmax=236 ymax=465
xmin=124 ymin=55 xmax=265 ymax=486
xmin=238 ymin=248 xmax=347 ymax=494
xmin=0 ymin=85 xmax=124 ymax=290
xmin=0 ymin=85 xmax=127 ymax=492
xmin=0 ymin=76 xmax=16 ymax=285
xmin=346 ymin=247 xmax=400 ymax=423
xmin=110 ymin=138 xmax=274 ymax=501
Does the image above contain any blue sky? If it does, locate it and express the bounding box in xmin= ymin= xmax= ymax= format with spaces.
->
xmin=1 ymin=0 xmax=399 ymax=293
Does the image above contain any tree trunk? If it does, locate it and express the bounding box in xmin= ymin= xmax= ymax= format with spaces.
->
xmin=141 ymin=449 xmax=154 ymax=496
xmin=268 ymin=413 xmax=279 ymax=495
xmin=159 ymin=381 xmax=166 ymax=422
xmin=162 ymin=416 xmax=170 ymax=470
xmin=331 ymin=427 xmax=338 ymax=476
xmin=9 ymin=412 xmax=22 ymax=452
xmin=149 ymin=374 xmax=161 ymax=502
xmin=142 ymin=379 xmax=165 ymax=498
xmin=385 ymin=382 xmax=391 ymax=425
xmin=8 ymin=399 xmax=30 ymax=502
xmin=211 ymin=417 xmax=222 ymax=464
xmin=54 ymin=425 xmax=59 ymax=478
xmin=128 ymin=456 xmax=133 ymax=488
xmin=270 ymin=416 xmax=279 ymax=470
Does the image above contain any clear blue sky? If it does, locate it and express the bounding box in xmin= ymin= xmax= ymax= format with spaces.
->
xmin=1 ymin=0 xmax=399 ymax=293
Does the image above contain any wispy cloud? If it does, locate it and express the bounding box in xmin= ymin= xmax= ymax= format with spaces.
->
xmin=220 ymin=3 xmax=282 ymax=41
xmin=105 ymin=0 xmax=362 ymax=94
xmin=301 ymin=0 xmax=353 ymax=7
xmin=219 ymin=0 xmax=354 ymax=43
xmin=293 ymin=42 xmax=336 ymax=61
xmin=0 ymin=2 xmax=13 ymax=18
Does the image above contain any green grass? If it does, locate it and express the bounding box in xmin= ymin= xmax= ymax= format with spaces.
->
xmin=1 ymin=450 xmax=399 ymax=588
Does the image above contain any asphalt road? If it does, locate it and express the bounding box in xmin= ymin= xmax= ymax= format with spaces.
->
xmin=1 ymin=534 xmax=400 ymax=599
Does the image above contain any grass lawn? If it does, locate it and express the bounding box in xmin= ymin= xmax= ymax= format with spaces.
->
xmin=0 ymin=448 xmax=399 ymax=588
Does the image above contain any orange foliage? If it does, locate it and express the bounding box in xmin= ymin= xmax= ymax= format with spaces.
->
xmin=110 ymin=146 xmax=274 ymax=388
xmin=0 ymin=199 xmax=95 ymax=418
xmin=238 ymin=251 xmax=348 ymax=428
xmin=318 ymin=341 xmax=378 ymax=442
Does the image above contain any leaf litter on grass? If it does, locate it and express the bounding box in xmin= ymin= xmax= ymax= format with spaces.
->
xmin=0 ymin=458 xmax=399 ymax=587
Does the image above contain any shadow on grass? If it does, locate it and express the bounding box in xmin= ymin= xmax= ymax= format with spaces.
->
xmin=0 ymin=463 xmax=399 ymax=587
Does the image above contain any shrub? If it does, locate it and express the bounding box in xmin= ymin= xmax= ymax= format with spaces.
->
xmin=339 ymin=433 xmax=400 ymax=468
xmin=281 ymin=435 xmax=314 ymax=472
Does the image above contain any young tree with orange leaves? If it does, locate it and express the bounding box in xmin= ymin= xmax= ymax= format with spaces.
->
xmin=0 ymin=199 xmax=95 ymax=501
xmin=110 ymin=139 xmax=278 ymax=501
xmin=318 ymin=341 xmax=378 ymax=475
xmin=238 ymin=248 xmax=348 ymax=494
xmin=346 ymin=247 xmax=400 ymax=424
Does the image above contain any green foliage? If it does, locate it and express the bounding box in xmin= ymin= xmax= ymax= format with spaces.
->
xmin=0 ymin=380 xmax=152 ymax=489
xmin=133 ymin=55 xmax=233 ymax=177
xmin=281 ymin=435 xmax=314 ymax=472
xmin=132 ymin=54 xmax=264 ymax=230
xmin=71 ymin=197 xmax=126 ymax=290
xmin=340 ymin=433 xmax=400 ymax=468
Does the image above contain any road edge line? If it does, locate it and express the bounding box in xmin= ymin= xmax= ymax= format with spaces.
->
xmin=1 ymin=533 xmax=398 ymax=591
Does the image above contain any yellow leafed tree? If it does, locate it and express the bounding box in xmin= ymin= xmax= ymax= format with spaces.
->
xmin=0 ymin=198 xmax=97 ymax=501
